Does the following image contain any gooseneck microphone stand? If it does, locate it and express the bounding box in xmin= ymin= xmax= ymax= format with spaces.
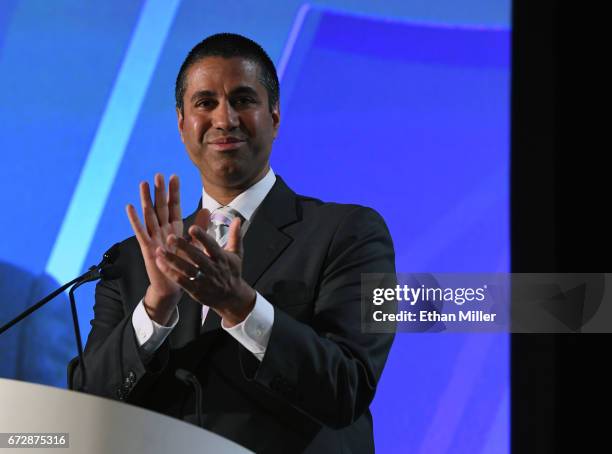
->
xmin=0 ymin=244 xmax=121 ymax=391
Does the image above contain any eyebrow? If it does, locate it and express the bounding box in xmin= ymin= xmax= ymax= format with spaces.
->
xmin=190 ymin=86 xmax=259 ymax=103
xmin=231 ymin=86 xmax=259 ymax=97
xmin=190 ymin=90 xmax=216 ymax=102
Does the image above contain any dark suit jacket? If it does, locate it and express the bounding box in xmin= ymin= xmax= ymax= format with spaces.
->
xmin=72 ymin=176 xmax=396 ymax=453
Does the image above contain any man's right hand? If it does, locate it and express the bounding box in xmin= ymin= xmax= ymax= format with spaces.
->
xmin=126 ymin=173 xmax=185 ymax=325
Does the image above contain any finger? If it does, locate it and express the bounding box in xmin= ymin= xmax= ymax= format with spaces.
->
xmin=154 ymin=173 xmax=169 ymax=226
xmin=189 ymin=224 xmax=224 ymax=260
xmin=185 ymin=209 xmax=211 ymax=252
xmin=168 ymin=174 xmax=182 ymax=224
xmin=170 ymin=235 xmax=214 ymax=273
xmin=155 ymin=253 xmax=195 ymax=291
xmin=155 ymin=246 xmax=200 ymax=277
xmin=140 ymin=181 xmax=160 ymax=237
xmin=225 ymin=217 xmax=243 ymax=257
xmin=193 ymin=208 xmax=211 ymax=232
xmin=126 ymin=203 xmax=150 ymax=244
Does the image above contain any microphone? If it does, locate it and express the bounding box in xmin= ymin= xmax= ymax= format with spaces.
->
xmin=102 ymin=243 xmax=120 ymax=264
xmin=1 ymin=246 xmax=122 ymax=392
xmin=77 ymin=243 xmax=121 ymax=284
xmin=175 ymin=368 xmax=204 ymax=428
xmin=79 ymin=264 xmax=122 ymax=284
xmin=0 ymin=244 xmax=121 ymax=337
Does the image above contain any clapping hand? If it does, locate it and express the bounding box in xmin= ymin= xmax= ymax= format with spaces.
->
xmin=126 ymin=173 xmax=194 ymax=325
xmin=154 ymin=209 xmax=256 ymax=327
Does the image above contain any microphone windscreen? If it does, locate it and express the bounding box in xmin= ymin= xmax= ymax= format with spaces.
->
xmin=103 ymin=243 xmax=121 ymax=264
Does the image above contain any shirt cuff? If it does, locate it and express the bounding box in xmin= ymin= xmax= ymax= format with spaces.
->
xmin=132 ymin=299 xmax=179 ymax=356
xmin=221 ymin=292 xmax=274 ymax=361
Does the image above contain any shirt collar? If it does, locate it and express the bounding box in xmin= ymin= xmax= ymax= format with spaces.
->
xmin=201 ymin=168 xmax=276 ymax=222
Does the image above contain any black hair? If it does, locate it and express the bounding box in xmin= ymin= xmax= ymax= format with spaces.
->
xmin=175 ymin=33 xmax=279 ymax=113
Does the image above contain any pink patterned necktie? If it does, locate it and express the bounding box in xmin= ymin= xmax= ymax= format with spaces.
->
xmin=209 ymin=206 xmax=242 ymax=248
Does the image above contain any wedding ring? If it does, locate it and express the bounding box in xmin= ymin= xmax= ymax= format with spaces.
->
xmin=189 ymin=269 xmax=204 ymax=281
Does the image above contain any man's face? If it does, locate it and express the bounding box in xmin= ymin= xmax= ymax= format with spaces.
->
xmin=177 ymin=56 xmax=280 ymax=190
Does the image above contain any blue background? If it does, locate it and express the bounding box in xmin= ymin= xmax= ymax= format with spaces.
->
xmin=0 ymin=1 xmax=510 ymax=453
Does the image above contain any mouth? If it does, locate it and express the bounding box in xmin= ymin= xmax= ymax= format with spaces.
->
xmin=207 ymin=137 xmax=246 ymax=151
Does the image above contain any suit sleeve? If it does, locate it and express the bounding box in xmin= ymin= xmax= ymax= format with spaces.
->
xmin=239 ymin=206 xmax=396 ymax=429
xmin=71 ymin=244 xmax=170 ymax=403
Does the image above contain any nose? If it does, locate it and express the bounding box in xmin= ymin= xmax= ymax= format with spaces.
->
xmin=211 ymin=99 xmax=239 ymax=131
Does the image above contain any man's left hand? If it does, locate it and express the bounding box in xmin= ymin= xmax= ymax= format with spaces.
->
xmin=154 ymin=209 xmax=256 ymax=327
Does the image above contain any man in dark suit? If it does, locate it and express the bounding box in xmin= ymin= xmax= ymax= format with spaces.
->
xmin=73 ymin=33 xmax=396 ymax=453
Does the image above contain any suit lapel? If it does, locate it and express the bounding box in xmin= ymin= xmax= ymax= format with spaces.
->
xmin=242 ymin=176 xmax=298 ymax=287
xmin=201 ymin=309 xmax=221 ymax=333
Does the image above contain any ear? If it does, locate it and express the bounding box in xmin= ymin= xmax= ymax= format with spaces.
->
xmin=176 ymin=107 xmax=185 ymax=143
xmin=271 ymin=102 xmax=281 ymax=139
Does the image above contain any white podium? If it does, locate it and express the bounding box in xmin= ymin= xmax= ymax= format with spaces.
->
xmin=0 ymin=378 xmax=253 ymax=453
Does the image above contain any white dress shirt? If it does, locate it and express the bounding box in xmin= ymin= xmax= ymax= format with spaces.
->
xmin=132 ymin=169 xmax=277 ymax=361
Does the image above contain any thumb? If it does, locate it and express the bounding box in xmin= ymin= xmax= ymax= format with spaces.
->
xmin=225 ymin=217 xmax=243 ymax=257
xmin=189 ymin=208 xmax=210 ymax=248
xmin=193 ymin=208 xmax=211 ymax=231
